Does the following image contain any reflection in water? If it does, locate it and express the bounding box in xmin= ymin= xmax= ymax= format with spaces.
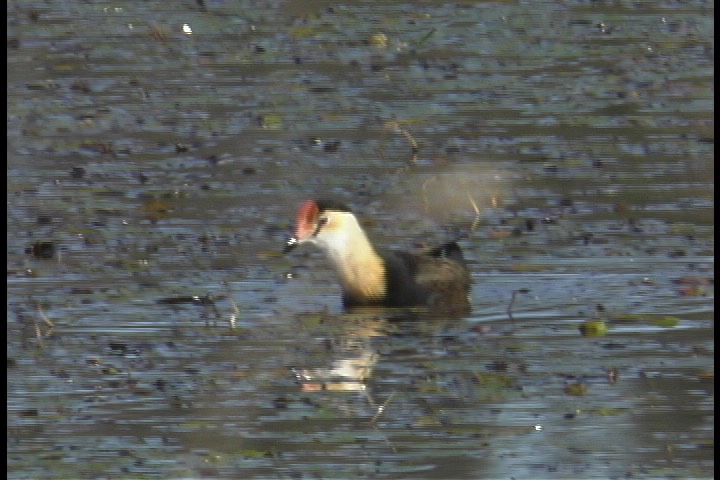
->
xmin=289 ymin=308 xmax=468 ymax=397
xmin=292 ymin=339 xmax=377 ymax=393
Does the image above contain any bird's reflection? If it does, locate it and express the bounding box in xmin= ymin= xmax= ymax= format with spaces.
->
xmin=289 ymin=308 xmax=465 ymax=396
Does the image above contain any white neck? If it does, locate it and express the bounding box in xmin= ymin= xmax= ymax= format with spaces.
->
xmin=313 ymin=213 xmax=386 ymax=302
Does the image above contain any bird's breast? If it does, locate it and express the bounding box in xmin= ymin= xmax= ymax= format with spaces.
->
xmin=332 ymin=251 xmax=387 ymax=304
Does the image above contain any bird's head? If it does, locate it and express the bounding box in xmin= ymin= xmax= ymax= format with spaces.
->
xmin=283 ymin=199 xmax=357 ymax=254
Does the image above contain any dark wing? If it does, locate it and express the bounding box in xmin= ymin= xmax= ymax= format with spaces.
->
xmin=381 ymin=243 xmax=470 ymax=308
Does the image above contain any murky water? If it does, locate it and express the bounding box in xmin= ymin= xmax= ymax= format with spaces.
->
xmin=7 ymin=1 xmax=713 ymax=479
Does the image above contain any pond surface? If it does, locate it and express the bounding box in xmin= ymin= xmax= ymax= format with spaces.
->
xmin=7 ymin=1 xmax=713 ymax=479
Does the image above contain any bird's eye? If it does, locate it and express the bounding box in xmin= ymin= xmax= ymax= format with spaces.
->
xmin=317 ymin=216 xmax=329 ymax=227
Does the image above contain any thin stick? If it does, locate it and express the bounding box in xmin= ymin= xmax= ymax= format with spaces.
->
xmin=371 ymin=391 xmax=397 ymax=424
xmin=369 ymin=391 xmax=399 ymax=454
xmin=223 ymin=281 xmax=240 ymax=329
xmin=507 ymin=288 xmax=530 ymax=321
xmin=382 ymin=120 xmax=419 ymax=173
xmin=37 ymin=303 xmax=54 ymax=328
xmin=466 ymin=192 xmax=482 ymax=234
xmin=34 ymin=302 xmax=54 ymax=348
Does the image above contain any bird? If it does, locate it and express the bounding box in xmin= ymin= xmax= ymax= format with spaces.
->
xmin=283 ymin=199 xmax=471 ymax=310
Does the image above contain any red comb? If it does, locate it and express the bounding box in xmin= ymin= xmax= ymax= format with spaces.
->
xmin=295 ymin=200 xmax=319 ymax=240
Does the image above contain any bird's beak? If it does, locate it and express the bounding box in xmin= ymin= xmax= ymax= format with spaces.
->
xmin=283 ymin=236 xmax=299 ymax=254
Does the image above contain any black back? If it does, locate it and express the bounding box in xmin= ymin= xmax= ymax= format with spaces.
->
xmin=378 ymin=242 xmax=470 ymax=308
xmin=315 ymin=199 xmax=353 ymax=213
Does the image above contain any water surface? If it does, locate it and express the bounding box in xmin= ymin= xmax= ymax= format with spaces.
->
xmin=7 ymin=1 xmax=713 ymax=479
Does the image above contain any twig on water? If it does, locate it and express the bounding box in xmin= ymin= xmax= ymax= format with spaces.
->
xmin=466 ymin=192 xmax=482 ymax=235
xmin=507 ymin=288 xmax=530 ymax=321
xmin=34 ymin=302 xmax=54 ymax=348
xmin=371 ymin=391 xmax=396 ymax=424
xmin=37 ymin=303 xmax=54 ymax=328
xmin=369 ymin=391 xmax=399 ymax=454
xmin=222 ymin=281 xmax=240 ymax=329
xmin=380 ymin=120 xmax=419 ymax=173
